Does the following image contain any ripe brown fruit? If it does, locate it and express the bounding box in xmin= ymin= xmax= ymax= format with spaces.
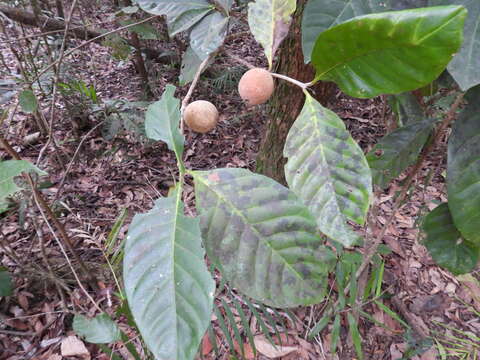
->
xmin=238 ymin=68 xmax=274 ymax=106
xmin=184 ymin=100 xmax=219 ymax=133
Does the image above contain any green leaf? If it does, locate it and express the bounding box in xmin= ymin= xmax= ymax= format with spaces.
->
xmin=145 ymin=85 xmax=185 ymax=161
xmin=73 ymin=314 xmax=121 ymax=344
xmin=301 ymin=0 xmax=391 ymax=63
xmin=0 ymin=267 xmax=12 ymax=296
xmin=388 ymin=92 xmax=425 ymax=126
xmin=311 ymin=6 xmax=467 ymax=98
xmin=193 ymin=168 xmax=336 ymax=308
xmin=248 ymin=0 xmax=296 ymax=69
xmin=125 ymin=22 xmax=161 ymax=40
xmin=347 ymin=313 xmax=363 ymax=360
xmin=19 ymin=90 xmax=38 ymax=113
xmin=366 ymin=118 xmax=435 ymax=189
xmin=447 ymin=86 xmax=480 ymax=245
xmin=190 ymin=12 xmax=229 ymax=59
xmin=0 ymin=160 xmax=46 ymax=205
xmin=283 ymin=93 xmax=371 ymax=247
xmin=169 ymin=8 xmax=212 ymax=37
xmin=123 ymin=187 xmax=215 ymax=360
xmin=217 ymin=0 xmax=233 ymax=13
xmin=422 ymin=203 xmax=479 ymax=275
xmin=430 ymin=0 xmax=480 ymax=91
xmin=179 ymin=46 xmax=203 ymax=86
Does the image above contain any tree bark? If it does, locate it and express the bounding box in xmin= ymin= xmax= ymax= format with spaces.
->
xmin=255 ymin=0 xmax=336 ymax=184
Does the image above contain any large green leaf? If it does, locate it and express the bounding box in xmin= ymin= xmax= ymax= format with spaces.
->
xmin=0 ymin=160 xmax=46 ymax=205
xmin=283 ymin=93 xmax=371 ymax=247
xmin=430 ymin=0 xmax=480 ymax=91
xmin=73 ymin=314 xmax=121 ymax=344
xmin=145 ymin=85 xmax=185 ymax=162
xmin=248 ymin=0 xmax=296 ymax=69
xmin=193 ymin=168 xmax=336 ymax=308
xmin=190 ymin=12 xmax=229 ymax=59
xmin=169 ymin=7 xmax=212 ymax=37
xmin=447 ymin=86 xmax=480 ymax=245
xmin=123 ymin=187 xmax=215 ymax=360
xmin=311 ymin=6 xmax=467 ymax=98
xmin=422 ymin=203 xmax=479 ymax=275
xmin=366 ymin=118 xmax=435 ymax=189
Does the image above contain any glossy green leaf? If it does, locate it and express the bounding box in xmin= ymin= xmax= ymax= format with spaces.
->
xmin=193 ymin=168 xmax=336 ymax=308
xmin=248 ymin=0 xmax=296 ymax=69
xmin=190 ymin=12 xmax=229 ymax=59
xmin=422 ymin=203 xmax=479 ymax=275
xmin=366 ymin=118 xmax=435 ymax=189
xmin=0 ymin=267 xmax=12 ymax=296
xmin=19 ymin=90 xmax=37 ymax=113
xmin=311 ymin=6 xmax=467 ymax=98
xmin=145 ymin=85 xmax=184 ymax=162
xmin=73 ymin=314 xmax=121 ymax=344
xmin=0 ymin=160 xmax=46 ymax=205
xmin=430 ymin=0 xmax=480 ymax=91
xmin=388 ymin=92 xmax=425 ymax=126
xmin=169 ymin=8 xmax=212 ymax=37
xmin=284 ymin=93 xmax=371 ymax=247
xmin=447 ymin=86 xmax=480 ymax=245
xmin=123 ymin=187 xmax=215 ymax=360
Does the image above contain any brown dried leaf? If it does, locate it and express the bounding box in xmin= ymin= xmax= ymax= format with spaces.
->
xmin=60 ymin=336 xmax=90 ymax=359
xmin=254 ymin=335 xmax=298 ymax=358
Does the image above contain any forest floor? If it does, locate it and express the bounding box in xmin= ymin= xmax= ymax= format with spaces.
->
xmin=0 ymin=3 xmax=479 ymax=360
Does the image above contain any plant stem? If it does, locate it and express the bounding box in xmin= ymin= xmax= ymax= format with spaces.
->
xmin=270 ymin=72 xmax=309 ymax=90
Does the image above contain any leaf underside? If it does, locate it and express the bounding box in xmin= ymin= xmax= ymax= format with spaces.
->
xmin=284 ymin=94 xmax=372 ymax=247
xmin=194 ymin=168 xmax=336 ymax=308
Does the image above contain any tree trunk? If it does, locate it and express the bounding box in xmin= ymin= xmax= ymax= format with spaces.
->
xmin=255 ymin=0 xmax=336 ymax=184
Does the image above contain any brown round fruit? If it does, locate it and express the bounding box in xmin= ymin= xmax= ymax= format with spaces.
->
xmin=238 ymin=68 xmax=274 ymax=106
xmin=184 ymin=100 xmax=219 ymax=133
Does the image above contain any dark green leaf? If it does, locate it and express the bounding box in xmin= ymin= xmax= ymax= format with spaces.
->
xmin=447 ymin=86 xmax=480 ymax=245
xmin=311 ymin=6 xmax=467 ymax=98
xmin=284 ymin=93 xmax=371 ymax=246
xmin=0 ymin=267 xmax=12 ymax=296
xmin=347 ymin=313 xmax=363 ymax=360
xmin=73 ymin=314 xmax=121 ymax=344
xmin=366 ymin=119 xmax=435 ymax=188
xmin=430 ymin=0 xmax=480 ymax=90
xmin=190 ymin=12 xmax=229 ymax=59
xmin=169 ymin=8 xmax=212 ymax=37
xmin=19 ymin=90 xmax=38 ymax=113
xmin=0 ymin=160 xmax=46 ymax=206
xmin=123 ymin=187 xmax=215 ymax=360
xmin=145 ymin=85 xmax=185 ymax=162
xmin=422 ymin=203 xmax=479 ymax=275
xmin=193 ymin=168 xmax=336 ymax=307
xmin=388 ymin=92 xmax=425 ymax=126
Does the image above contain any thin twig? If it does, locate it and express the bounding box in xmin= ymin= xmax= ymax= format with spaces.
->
xmin=271 ymin=72 xmax=309 ymax=90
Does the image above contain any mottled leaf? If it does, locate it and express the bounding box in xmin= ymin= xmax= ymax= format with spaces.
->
xmin=447 ymin=86 xmax=480 ymax=245
xmin=145 ymin=85 xmax=184 ymax=161
xmin=367 ymin=119 xmax=435 ymax=189
xmin=248 ymin=0 xmax=296 ymax=69
xmin=19 ymin=90 xmax=37 ymax=113
xmin=284 ymin=93 xmax=371 ymax=247
xmin=0 ymin=160 xmax=46 ymax=206
xmin=430 ymin=0 xmax=480 ymax=91
xmin=73 ymin=314 xmax=121 ymax=344
xmin=193 ymin=168 xmax=336 ymax=308
xmin=123 ymin=187 xmax=215 ymax=360
xmin=422 ymin=203 xmax=479 ymax=275
xmin=311 ymin=6 xmax=467 ymax=98
xmin=190 ymin=12 xmax=229 ymax=59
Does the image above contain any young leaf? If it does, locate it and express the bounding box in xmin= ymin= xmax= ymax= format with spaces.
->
xmin=430 ymin=0 xmax=480 ymax=91
xmin=0 ymin=160 xmax=46 ymax=205
xmin=19 ymin=90 xmax=38 ymax=113
xmin=123 ymin=187 xmax=215 ymax=360
xmin=0 ymin=267 xmax=12 ymax=297
xmin=366 ymin=118 xmax=435 ymax=189
xmin=190 ymin=12 xmax=229 ymax=59
xmin=422 ymin=203 xmax=479 ymax=275
xmin=311 ymin=6 xmax=467 ymax=98
xmin=248 ymin=0 xmax=296 ymax=69
xmin=193 ymin=168 xmax=336 ymax=308
xmin=73 ymin=314 xmax=121 ymax=344
xmin=447 ymin=86 xmax=480 ymax=245
xmin=283 ymin=93 xmax=372 ymax=247
xmin=145 ymin=85 xmax=185 ymax=161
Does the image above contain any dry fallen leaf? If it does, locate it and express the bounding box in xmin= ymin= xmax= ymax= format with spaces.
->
xmin=61 ymin=335 xmax=90 ymax=359
xmin=254 ymin=335 xmax=298 ymax=358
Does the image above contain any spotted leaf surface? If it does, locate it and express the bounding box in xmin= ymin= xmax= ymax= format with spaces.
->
xmin=311 ymin=6 xmax=467 ymax=98
xmin=123 ymin=187 xmax=215 ymax=360
xmin=193 ymin=168 xmax=335 ymax=308
xmin=284 ymin=93 xmax=371 ymax=247
xmin=447 ymin=86 xmax=480 ymax=245
xmin=422 ymin=203 xmax=479 ymax=275
xmin=248 ymin=0 xmax=296 ymax=69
